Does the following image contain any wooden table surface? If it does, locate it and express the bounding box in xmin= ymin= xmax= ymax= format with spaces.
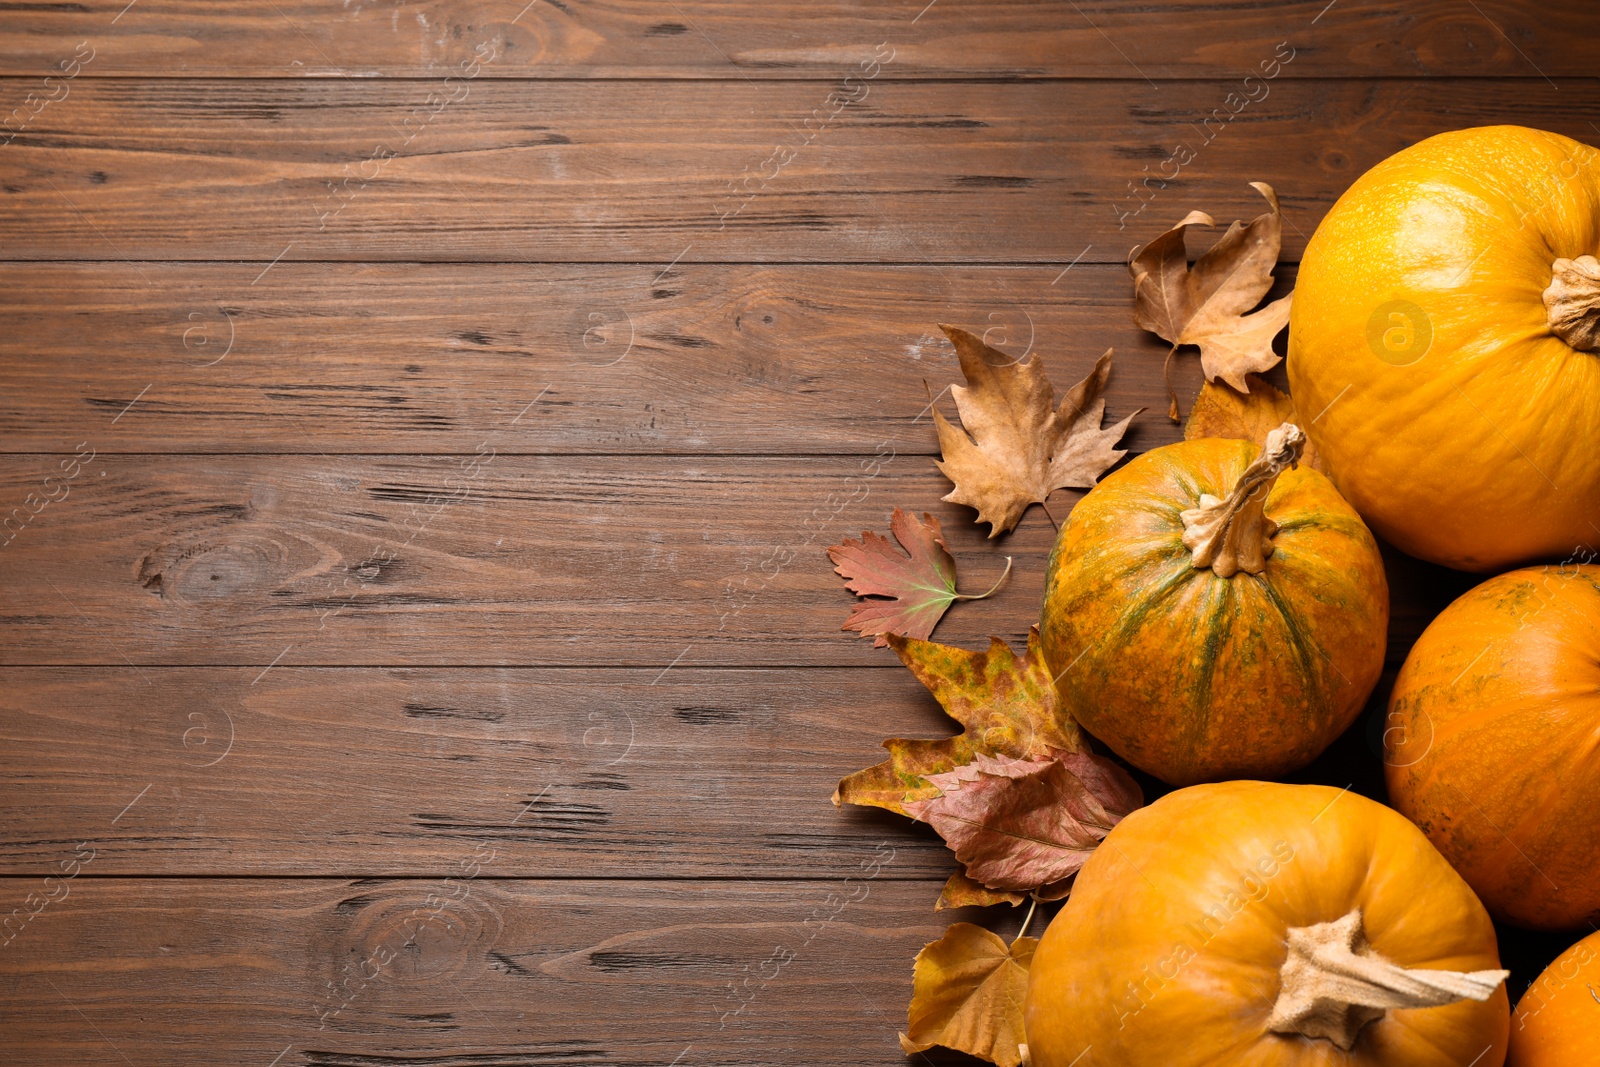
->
xmin=0 ymin=2 xmax=1593 ymax=1063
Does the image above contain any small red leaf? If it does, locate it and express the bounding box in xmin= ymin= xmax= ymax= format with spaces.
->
xmin=828 ymin=508 xmax=964 ymax=647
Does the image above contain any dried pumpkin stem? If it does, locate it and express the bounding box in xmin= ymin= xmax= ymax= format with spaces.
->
xmin=1180 ymin=422 xmax=1305 ymax=577
xmin=1265 ymin=909 xmax=1508 ymax=1051
xmin=1544 ymin=255 xmax=1600 ymax=351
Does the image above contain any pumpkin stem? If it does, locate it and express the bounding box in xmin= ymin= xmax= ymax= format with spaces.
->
xmin=1265 ymin=909 xmax=1507 ymax=1051
xmin=1180 ymin=422 xmax=1305 ymax=577
xmin=1544 ymin=255 xmax=1600 ymax=351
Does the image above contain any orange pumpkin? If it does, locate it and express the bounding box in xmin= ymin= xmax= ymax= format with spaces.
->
xmin=1385 ymin=564 xmax=1600 ymax=930
xmin=1289 ymin=125 xmax=1600 ymax=572
xmin=1507 ymin=929 xmax=1600 ymax=1065
xmin=1040 ymin=425 xmax=1387 ymax=785
xmin=1025 ymin=782 xmax=1511 ymax=1067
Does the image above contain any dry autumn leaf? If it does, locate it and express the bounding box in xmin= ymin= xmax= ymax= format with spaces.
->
xmin=827 ymin=508 xmax=1011 ymax=647
xmin=1185 ymin=375 xmax=1327 ymax=473
xmin=933 ymin=325 xmax=1136 ymax=537
xmin=937 ymin=868 xmax=1027 ymax=910
xmin=907 ymin=751 xmax=1142 ymax=891
xmin=1129 ymin=182 xmax=1293 ymax=401
xmin=832 ymin=627 xmax=1085 ymax=818
xmin=901 ymin=922 xmax=1036 ymax=1067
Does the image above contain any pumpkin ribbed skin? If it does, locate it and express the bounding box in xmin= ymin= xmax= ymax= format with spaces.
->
xmin=1040 ymin=438 xmax=1388 ymax=786
xmin=1507 ymin=929 xmax=1600 ymax=1065
xmin=1025 ymin=782 xmax=1510 ymax=1067
xmin=1288 ymin=125 xmax=1600 ymax=572
xmin=1385 ymin=565 xmax=1600 ymax=930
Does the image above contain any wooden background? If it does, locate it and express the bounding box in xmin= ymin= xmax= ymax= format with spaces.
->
xmin=0 ymin=1 xmax=1593 ymax=1063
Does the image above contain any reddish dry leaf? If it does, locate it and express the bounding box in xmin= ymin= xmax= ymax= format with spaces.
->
xmin=907 ymin=751 xmax=1142 ymax=891
xmin=933 ymin=325 xmax=1136 ymax=537
xmin=901 ymin=923 xmax=1036 ymax=1067
xmin=832 ymin=628 xmax=1085 ymax=817
xmin=827 ymin=508 xmax=1009 ymax=647
xmin=1130 ymin=182 xmax=1293 ymax=391
xmin=1185 ymin=375 xmax=1326 ymax=473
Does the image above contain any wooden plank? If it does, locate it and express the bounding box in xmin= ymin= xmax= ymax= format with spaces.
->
xmin=0 ymin=875 xmax=973 ymax=1066
xmin=0 ymin=455 xmax=1049 ymax=666
xmin=0 ymin=457 xmax=1479 ymax=669
xmin=0 ymin=0 xmax=1589 ymax=80
xmin=0 ymin=546 xmax=1474 ymax=875
xmin=0 ymin=262 xmax=1211 ymax=455
xmin=2 ymin=78 xmax=1596 ymax=262
xmin=0 ymin=666 xmax=962 ymax=877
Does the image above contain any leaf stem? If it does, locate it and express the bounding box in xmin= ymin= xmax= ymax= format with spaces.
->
xmin=1013 ymin=897 xmax=1039 ymax=944
xmin=1039 ymin=499 xmax=1060 ymax=531
xmin=954 ymin=556 xmax=1013 ymax=601
xmin=1164 ymin=344 xmax=1181 ymax=422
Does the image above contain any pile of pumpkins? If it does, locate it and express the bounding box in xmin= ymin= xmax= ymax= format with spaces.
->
xmin=1025 ymin=126 xmax=1600 ymax=1067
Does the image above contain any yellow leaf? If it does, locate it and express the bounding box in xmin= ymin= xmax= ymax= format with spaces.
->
xmin=936 ymin=868 xmax=1026 ymax=910
xmin=832 ymin=628 xmax=1085 ymax=817
xmin=1185 ymin=375 xmax=1326 ymax=473
xmin=900 ymin=923 xmax=1036 ymax=1067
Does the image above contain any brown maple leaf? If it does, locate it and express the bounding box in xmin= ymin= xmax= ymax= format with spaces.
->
xmin=933 ymin=325 xmax=1136 ymax=537
xmin=1129 ymin=182 xmax=1293 ymax=399
xmin=907 ymin=751 xmax=1142 ymax=891
xmin=832 ymin=628 xmax=1086 ymax=817
xmin=827 ymin=508 xmax=1011 ymax=648
xmin=900 ymin=923 xmax=1035 ymax=1067
xmin=1185 ymin=374 xmax=1327 ymax=473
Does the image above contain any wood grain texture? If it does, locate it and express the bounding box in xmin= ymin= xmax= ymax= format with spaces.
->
xmin=0 ymin=262 xmax=1217 ymax=454
xmin=0 ymin=454 xmax=1487 ymax=669
xmin=0 ymin=876 xmax=974 ymax=1066
xmin=0 ymin=666 xmax=962 ymax=877
xmin=0 ymin=455 xmax=1050 ymax=666
xmin=0 ymin=0 xmax=1582 ymax=1054
xmin=0 ymin=539 xmax=1475 ymax=875
xmin=3 ymin=78 xmax=1598 ymax=262
xmin=0 ymin=0 xmax=1587 ymax=79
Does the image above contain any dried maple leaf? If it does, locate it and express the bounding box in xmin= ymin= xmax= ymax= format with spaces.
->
xmin=907 ymin=751 xmax=1142 ymax=891
xmin=833 ymin=628 xmax=1085 ymax=817
xmin=933 ymin=325 xmax=1136 ymax=537
xmin=1129 ymin=182 xmax=1293 ymax=396
xmin=901 ymin=923 xmax=1036 ymax=1067
xmin=1185 ymin=375 xmax=1326 ymax=473
xmin=827 ymin=508 xmax=1011 ymax=648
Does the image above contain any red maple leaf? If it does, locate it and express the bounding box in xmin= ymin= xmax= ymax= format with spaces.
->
xmin=827 ymin=508 xmax=1009 ymax=647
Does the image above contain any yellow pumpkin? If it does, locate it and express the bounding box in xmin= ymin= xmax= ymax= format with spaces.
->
xmin=1289 ymin=125 xmax=1600 ymax=572
xmin=1040 ymin=425 xmax=1387 ymax=786
xmin=1025 ymin=782 xmax=1511 ymax=1067
xmin=1385 ymin=564 xmax=1600 ymax=930
xmin=1507 ymin=929 xmax=1600 ymax=1065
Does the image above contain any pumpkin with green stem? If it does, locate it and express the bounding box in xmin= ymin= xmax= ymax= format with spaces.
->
xmin=1040 ymin=424 xmax=1387 ymax=785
